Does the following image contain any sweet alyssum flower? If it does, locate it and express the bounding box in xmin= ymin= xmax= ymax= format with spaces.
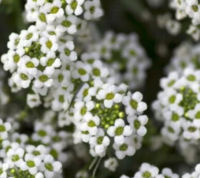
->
xmin=1 ymin=24 xmax=79 ymax=107
xmin=44 ymin=53 xmax=114 ymax=113
xmin=71 ymin=78 xmax=148 ymax=159
xmin=25 ymin=0 xmax=103 ymax=30
xmin=87 ymin=31 xmax=151 ymax=89
xmin=153 ymin=68 xmax=200 ymax=144
xmin=169 ymin=0 xmax=200 ymax=40
xmin=0 ymin=118 xmax=63 ymax=178
xmin=166 ymin=42 xmax=200 ymax=74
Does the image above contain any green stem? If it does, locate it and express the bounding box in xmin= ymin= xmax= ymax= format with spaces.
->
xmin=89 ymin=157 xmax=98 ymax=171
xmin=91 ymin=157 xmax=102 ymax=178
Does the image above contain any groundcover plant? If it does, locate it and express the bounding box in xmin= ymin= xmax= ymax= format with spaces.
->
xmin=2 ymin=0 xmax=200 ymax=178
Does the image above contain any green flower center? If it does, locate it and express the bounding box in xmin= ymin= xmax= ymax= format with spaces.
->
xmin=92 ymin=103 xmax=125 ymax=129
xmin=97 ymin=136 xmax=103 ymax=144
xmin=27 ymin=161 xmax=35 ymax=168
xmin=12 ymin=155 xmax=20 ymax=162
xmin=106 ymin=93 xmax=115 ymax=100
xmin=25 ymin=42 xmax=44 ymax=59
xmin=50 ymin=149 xmax=58 ymax=159
xmin=92 ymin=68 xmax=101 ymax=76
xmin=115 ymin=127 xmax=124 ymax=135
xmin=39 ymin=75 xmax=49 ymax=82
xmin=51 ymin=6 xmax=59 ymax=14
xmin=119 ymin=144 xmax=128 ymax=151
xmin=9 ymin=168 xmax=35 ymax=178
xmin=39 ymin=13 xmax=47 ymax=22
xmin=13 ymin=54 xmax=20 ymax=63
xmin=38 ymin=130 xmax=47 ymax=137
xmin=70 ymin=1 xmax=78 ymax=10
xmin=45 ymin=163 xmax=53 ymax=171
xmin=62 ymin=20 xmax=72 ymax=27
xmin=0 ymin=125 xmax=6 ymax=132
xmin=179 ymin=87 xmax=198 ymax=116
xmin=142 ymin=171 xmax=151 ymax=178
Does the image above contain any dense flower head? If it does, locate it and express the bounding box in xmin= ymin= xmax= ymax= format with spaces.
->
xmin=0 ymin=118 xmax=64 ymax=178
xmin=25 ymin=0 xmax=103 ymax=30
xmin=166 ymin=42 xmax=200 ymax=74
xmin=71 ymin=79 xmax=148 ymax=159
xmin=87 ymin=31 xmax=151 ymax=89
xmin=1 ymin=25 xmax=77 ymax=99
xmin=153 ymin=68 xmax=200 ymax=145
xmin=170 ymin=0 xmax=200 ymax=40
xmin=43 ymin=54 xmax=115 ymax=113
xmin=1 ymin=0 xmax=194 ymax=177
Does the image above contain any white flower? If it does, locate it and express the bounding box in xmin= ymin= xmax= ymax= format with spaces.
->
xmin=7 ymin=145 xmax=25 ymax=167
xmin=59 ymin=41 xmax=77 ymax=61
xmin=123 ymin=91 xmax=147 ymax=115
xmin=128 ymin=115 xmax=148 ymax=136
xmin=73 ymin=61 xmax=91 ymax=82
xmin=42 ymin=155 xmax=62 ymax=177
xmin=104 ymin=157 xmax=118 ymax=172
xmin=0 ymin=119 xmax=11 ymax=139
xmin=27 ymin=93 xmax=41 ymax=108
xmin=80 ymin=113 xmax=100 ymax=137
xmin=23 ymin=154 xmax=41 ymax=174
xmin=65 ymin=0 xmax=85 ymax=15
xmin=84 ymin=0 xmax=104 ymax=20
xmin=113 ymin=137 xmax=135 ymax=159
xmin=97 ymin=84 xmax=122 ymax=108
xmin=89 ymin=129 xmax=110 ymax=157
xmin=107 ymin=119 xmax=132 ymax=144
xmin=134 ymin=163 xmax=160 ymax=178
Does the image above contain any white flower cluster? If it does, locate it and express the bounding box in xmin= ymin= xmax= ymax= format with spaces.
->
xmin=0 ymin=118 xmax=63 ymax=178
xmin=31 ymin=116 xmax=71 ymax=163
xmin=0 ymin=0 xmax=150 ymax=164
xmin=1 ymin=0 xmax=104 ymax=109
xmin=25 ymin=0 xmax=103 ymax=28
xmin=1 ymin=25 xmax=65 ymax=95
xmin=170 ymin=0 xmax=200 ymax=40
xmin=87 ymin=31 xmax=151 ymax=89
xmin=71 ymin=79 xmax=148 ymax=159
xmin=43 ymin=52 xmax=113 ymax=114
xmin=120 ymin=163 xmax=179 ymax=178
xmin=166 ymin=42 xmax=200 ymax=74
xmin=153 ymin=68 xmax=200 ymax=144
